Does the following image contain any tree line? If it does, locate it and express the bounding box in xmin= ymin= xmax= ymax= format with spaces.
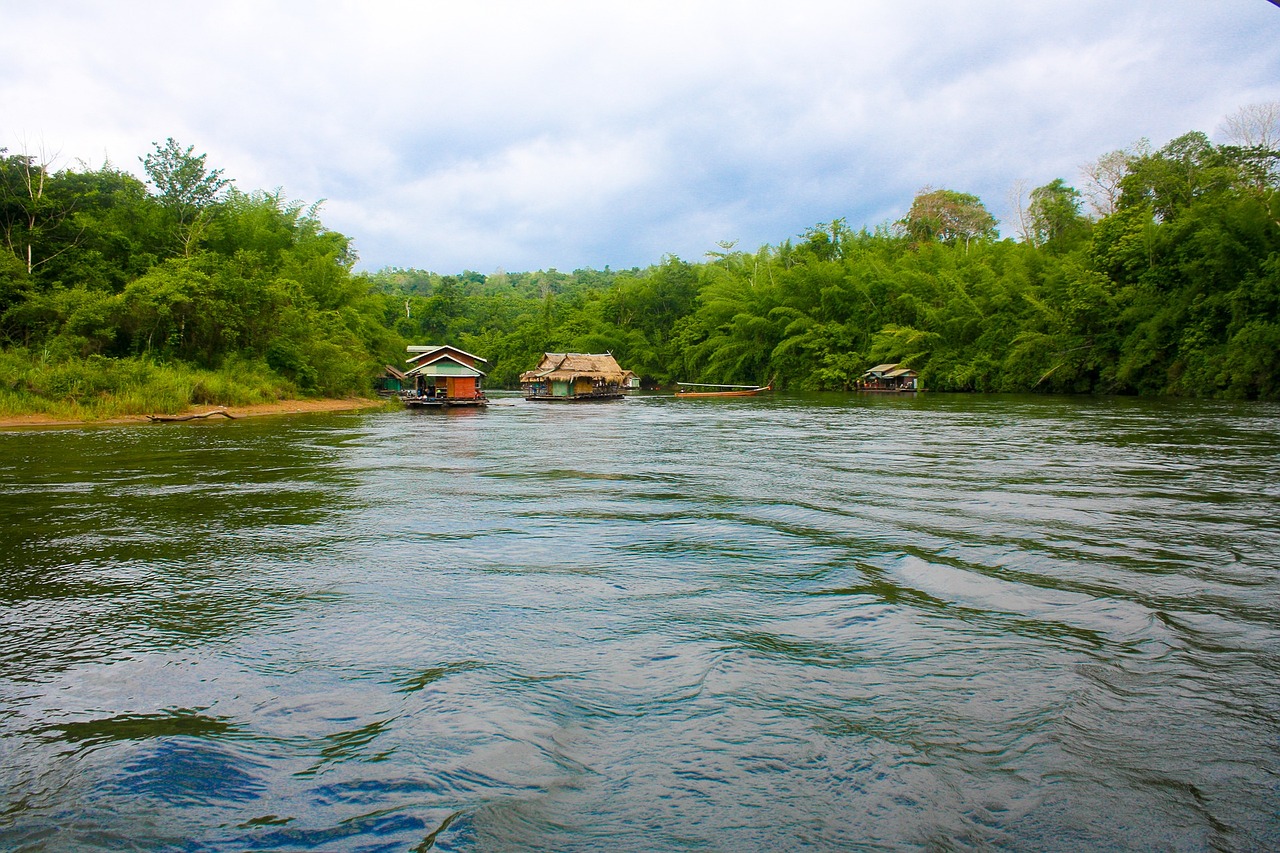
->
xmin=1 ymin=139 xmax=397 ymax=411
xmin=3 ymin=104 xmax=1279 ymax=415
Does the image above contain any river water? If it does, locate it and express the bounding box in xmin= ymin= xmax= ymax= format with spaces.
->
xmin=1 ymin=392 xmax=1278 ymax=851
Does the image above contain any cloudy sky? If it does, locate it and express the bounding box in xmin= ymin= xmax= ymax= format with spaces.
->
xmin=5 ymin=1 xmax=1280 ymax=273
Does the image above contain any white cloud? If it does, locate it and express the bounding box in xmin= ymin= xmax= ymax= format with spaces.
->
xmin=4 ymin=0 xmax=1279 ymax=271
xmin=339 ymin=130 xmax=666 ymax=269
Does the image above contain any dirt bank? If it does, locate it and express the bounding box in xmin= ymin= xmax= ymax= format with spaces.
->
xmin=0 ymin=397 xmax=390 ymax=430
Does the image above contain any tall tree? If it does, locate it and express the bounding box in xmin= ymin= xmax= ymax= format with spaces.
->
xmin=0 ymin=146 xmax=81 ymax=275
xmin=140 ymin=138 xmax=231 ymax=257
xmin=1080 ymin=140 xmax=1150 ymax=217
xmin=1218 ymin=101 xmax=1280 ymax=194
xmin=1220 ymin=101 xmax=1280 ymax=149
xmin=1120 ymin=132 xmax=1237 ymax=222
xmin=1028 ymin=179 xmax=1087 ymax=248
xmin=1006 ymin=178 xmax=1037 ymax=246
xmin=899 ymin=188 xmax=997 ymax=250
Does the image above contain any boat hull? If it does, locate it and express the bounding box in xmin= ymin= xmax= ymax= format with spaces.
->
xmin=675 ymin=384 xmax=772 ymax=398
xmin=675 ymin=389 xmax=767 ymax=398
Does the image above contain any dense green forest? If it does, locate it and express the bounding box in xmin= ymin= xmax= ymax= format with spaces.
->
xmin=3 ymin=110 xmax=1279 ymax=416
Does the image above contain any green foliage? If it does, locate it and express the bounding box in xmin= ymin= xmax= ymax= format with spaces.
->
xmin=2 ymin=144 xmax=389 ymax=415
xmin=899 ymin=188 xmax=998 ymax=250
xmin=142 ymin=138 xmax=231 ymax=212
xmin=139 ymin=138 xmax=235 ymax=258
xmin=1028 ymin=179 xmax=1089 ymax=250
xmin=5 ymin=114 xmax=1280 ymax=418
xmin=0 ymin=348 xmax=295 ymax=418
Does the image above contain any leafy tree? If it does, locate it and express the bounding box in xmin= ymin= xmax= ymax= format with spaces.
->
xmin=899 ymin=188 xmax=997 ymax=250
xmin=0 ymin=148 xmax=83 ymax=275
xmin=37 ymin=164 xmax=162 ymax=292
xmin=0 ymin=248 xmax=33 ymax=342
xmin=1119 ymin=132 xmax=1237 ymax=222
xmin=140 ymin=138 xmax=232 ymax=256
xmin=1028 ymin=179 xmax=1088 ymax=250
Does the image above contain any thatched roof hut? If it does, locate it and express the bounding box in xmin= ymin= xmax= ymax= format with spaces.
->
xmin=520 ymin=352 xmax=631 ymax=384
xmin=520 ymin=353 xmax=635 ymax=400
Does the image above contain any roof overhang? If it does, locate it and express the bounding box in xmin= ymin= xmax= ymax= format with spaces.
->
xmin=406 ymin=345 xmax=488 ymax=365
xmin=406 ymin=354 xmax=486 ymax=378
xmin=521 ymin=369 xmax=628 ymax=382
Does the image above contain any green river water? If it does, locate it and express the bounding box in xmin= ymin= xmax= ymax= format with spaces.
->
xmin=1 ymin=392 xmax=1278 ymax=851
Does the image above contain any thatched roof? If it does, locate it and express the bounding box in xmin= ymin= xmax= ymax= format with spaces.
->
xmin=520 ymin=352 xmax=633 ymax=383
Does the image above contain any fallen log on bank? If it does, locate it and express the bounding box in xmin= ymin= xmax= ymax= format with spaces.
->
xmin=146 ymin=408 xmax=238 ymax=422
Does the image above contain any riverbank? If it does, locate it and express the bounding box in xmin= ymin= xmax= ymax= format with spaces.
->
xmin=0 ymin=397 xmax=391 ymax=430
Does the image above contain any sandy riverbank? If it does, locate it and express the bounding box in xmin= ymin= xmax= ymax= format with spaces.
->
xmin=0 ymin=397 xmax=390 ymax=430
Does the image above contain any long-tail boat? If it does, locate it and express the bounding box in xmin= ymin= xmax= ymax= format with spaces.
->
xmin=675 ymin=382 xmax=772 ymax=398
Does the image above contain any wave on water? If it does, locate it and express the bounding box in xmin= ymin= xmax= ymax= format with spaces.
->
xmin=1 ymin=395 xmax=1278 ymax=850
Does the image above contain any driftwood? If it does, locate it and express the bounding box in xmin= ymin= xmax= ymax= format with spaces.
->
xmin=146 ymin=408 xmax=237 ymax=423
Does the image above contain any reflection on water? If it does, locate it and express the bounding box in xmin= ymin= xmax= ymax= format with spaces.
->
xmin=2 ymin=395 xmax=1278 ymax=850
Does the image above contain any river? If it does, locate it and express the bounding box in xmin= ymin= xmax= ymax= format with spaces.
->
xmin=2 ymin=392 xmax=1278 ymax=851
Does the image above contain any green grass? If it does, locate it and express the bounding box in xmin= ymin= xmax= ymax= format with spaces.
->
xmin=0 ymin=349 xmax=304 ymax=419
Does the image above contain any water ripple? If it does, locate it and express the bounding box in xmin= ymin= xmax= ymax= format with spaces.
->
xmin=2 ymin=395 xmax=1278 ymax=850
